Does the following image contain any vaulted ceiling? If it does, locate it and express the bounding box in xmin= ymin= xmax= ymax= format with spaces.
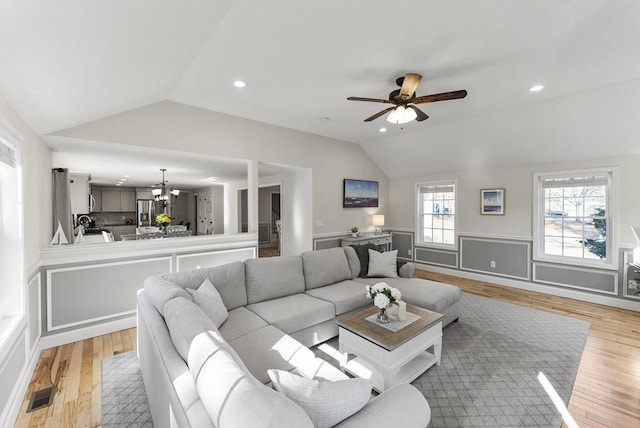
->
xmin=1 ymin=0 xmax=639 ymax=182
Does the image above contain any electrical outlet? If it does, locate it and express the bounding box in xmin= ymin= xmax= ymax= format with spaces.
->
xmin=316 ymin=220 xmax=324 ymax=227
xmin=408 ymin=249 xmax=412 ymax=256
xmin=490 ymin=261 xmax=496 ymax=268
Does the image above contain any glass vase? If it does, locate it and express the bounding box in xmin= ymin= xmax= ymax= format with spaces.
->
xmin=376 ymin=307 xmax=390 ymax=324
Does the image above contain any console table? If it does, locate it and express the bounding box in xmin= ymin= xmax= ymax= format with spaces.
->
xmin=340 ymin=233 xmax=392 ymax=252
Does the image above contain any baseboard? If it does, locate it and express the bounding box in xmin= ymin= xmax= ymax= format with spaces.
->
xmin=416 ymin=262 xmax=640 ymax=312
xmin=2 ymin=332 xmax=42 ymax=428
xmin=39 ymin=316 xmax=137 ymax=350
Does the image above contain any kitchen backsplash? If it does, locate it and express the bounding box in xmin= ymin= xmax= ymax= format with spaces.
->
xmin=90 ymin=211 xmax=136 ymax=227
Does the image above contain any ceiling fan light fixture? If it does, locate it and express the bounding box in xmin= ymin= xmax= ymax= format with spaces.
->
xmin=387 ymin=105 xmax=417 ymax=124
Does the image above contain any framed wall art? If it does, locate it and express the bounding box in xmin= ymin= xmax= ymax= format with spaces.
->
xmin=343 ymin=179 xmax=379 ymax=208
xmin=481 ymin=188 xmax=505 ymax=215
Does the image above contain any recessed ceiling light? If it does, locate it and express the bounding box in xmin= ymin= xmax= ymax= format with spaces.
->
xmin=379 ymin=128 xmax=387 ymax=133
xmin=320 ymin=117 xmax=330 ymax=121
xmin=529 ymin=85 xmax=544 ymax=92
xmin=116 ymin=183 xmax=122 ymax=186
xmin=233 ymin=80 xmax=246 ymax=88
xmin=200 ymin=176 xmax=218 ymax=182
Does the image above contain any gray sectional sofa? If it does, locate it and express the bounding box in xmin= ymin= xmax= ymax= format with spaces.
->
xmin=137 ymin=246 xmax=461 ymax=428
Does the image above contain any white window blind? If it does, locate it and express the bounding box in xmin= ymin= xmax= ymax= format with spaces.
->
xmin=0 ymin=141 xmax=16 ymax=168
xmin=541 ymin=174 xmax=608 ymax=189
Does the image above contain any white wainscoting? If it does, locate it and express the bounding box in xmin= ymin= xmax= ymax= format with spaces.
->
xmin=46 ymin=257 xmax=172 ymax=332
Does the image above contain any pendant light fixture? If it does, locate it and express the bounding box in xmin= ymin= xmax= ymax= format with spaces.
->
xmin=152 ymin=168 xmax=180 ymax=206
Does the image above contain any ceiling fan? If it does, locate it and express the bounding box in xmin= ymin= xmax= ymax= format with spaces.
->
xmin=347 ymin=73 xmax=467 ymax=124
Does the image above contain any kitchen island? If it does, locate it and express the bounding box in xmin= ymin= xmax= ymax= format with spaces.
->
xmin=38 ymin=233 xmax=257 ymax=348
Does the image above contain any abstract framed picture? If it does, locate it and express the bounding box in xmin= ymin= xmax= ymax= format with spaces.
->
xmin=343 ymin=179 xmax=379 ymax=208
xmin=481 ymin=188 xmax=505 ymax=215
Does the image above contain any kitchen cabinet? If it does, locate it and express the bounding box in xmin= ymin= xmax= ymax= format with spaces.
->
xmin=120 ymin=191 xmax=136 ymax=211
xmin=98 ymin=187 xmax=136 ymax=212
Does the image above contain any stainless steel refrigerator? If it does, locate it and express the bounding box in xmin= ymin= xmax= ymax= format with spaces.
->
xmin=137 ymin=199 xmax=162 ymax=227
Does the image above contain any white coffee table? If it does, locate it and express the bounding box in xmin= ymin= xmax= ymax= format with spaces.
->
xmin=337 ymin=304 xmax=443 ymax=393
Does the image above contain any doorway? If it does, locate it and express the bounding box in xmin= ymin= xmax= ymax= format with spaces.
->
xmin=237 ymin=185 xmax=281 ymax=257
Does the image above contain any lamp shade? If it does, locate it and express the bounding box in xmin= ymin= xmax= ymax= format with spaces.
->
xmin=372 ymin=215 xmax=385 ymax=227
xmin=386 ymin=105 xmax=417 ymax=124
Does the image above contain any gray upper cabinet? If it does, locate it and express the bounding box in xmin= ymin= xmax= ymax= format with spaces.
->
xmin=101 ymin=189 xmax=120 ymax=211
xmin=94 ymin=187 xmax=136 ymax=212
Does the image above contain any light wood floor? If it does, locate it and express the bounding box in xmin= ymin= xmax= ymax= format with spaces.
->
xmin=13 ymin=271 xmax=640 ymax=428
xmin=13 ymin=328 xmax=137 ymax=428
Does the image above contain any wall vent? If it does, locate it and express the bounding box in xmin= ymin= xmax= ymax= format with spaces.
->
xmin=26 ymin=386 xmax=55 ymax=413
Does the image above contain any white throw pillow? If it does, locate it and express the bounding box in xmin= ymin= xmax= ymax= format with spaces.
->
xmin=367 ymin=249 xmax=399 ymax=278
xmin=187 ymin=277 xmax=229 ymax=327
xmin=267 ymin=369 xmax=372 ymax=428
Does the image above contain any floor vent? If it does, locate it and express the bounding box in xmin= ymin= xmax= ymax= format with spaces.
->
xmin=26 ymin=386 xmax=55 ymax=413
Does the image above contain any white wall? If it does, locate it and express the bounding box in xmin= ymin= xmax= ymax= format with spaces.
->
xmin=389 ymin=155 xmax=640 ymax=245
xmin=53 ymin=101 xmax=389 ymax=237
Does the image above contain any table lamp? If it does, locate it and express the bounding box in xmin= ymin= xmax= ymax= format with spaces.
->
xmin=372 ymin=215 xmax=385 ymax=234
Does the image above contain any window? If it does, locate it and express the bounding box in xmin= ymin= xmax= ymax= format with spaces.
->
xmin=533 ymin=168 xmax=616 ymax=268
xmin=416 ymin=180 xmax=456 ymax=247
xmin=0 ymin=119 xmax=24 ymax=347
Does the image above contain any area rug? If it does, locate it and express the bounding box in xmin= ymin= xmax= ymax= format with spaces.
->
xmin=411 ymin=292 xmax=590 ymax=427
xmin=101 ymin=351 xmax=153 ymax=427
xmin=101 ymin=292 xmax=589 ymax=428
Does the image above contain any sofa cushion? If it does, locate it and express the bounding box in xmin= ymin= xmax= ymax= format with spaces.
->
xmin=186 ymin=278 xmax=228 ymax=327
xmin=189 ymin=330 xmax=313 ymax=428
xmin=350 ymin=243 xmax=378 ymax=277
xmin=246 ymin=294 xmax=335 ymax=334
xmin=143 ymin=276 xmax=192 ymax=316
xmin=305 ymin=280 xmax=371 ymax=315
xmin=301 ymin=247 xmax=352 ymax=289
xmin=162 ymin=261 xmax=248 ymax=310
xmin=268 ymin=369 xmax=372 ymax=428
xmin=343 ymin=246 xmax=361 ymax=279
xmin=245 ymin=256 xmax=306 ymax=304
xmin=164 ymin=296 xmax=216 ymax=362
xmin=218 ymin=306 xmax=269 ymax=342
xmin=203 ymin=260 xmax=248 ymax=310
xmin=367 ymin=249 xmax=399 ymax=278
xmin=354 ymin=277 xmax=462 ymax=314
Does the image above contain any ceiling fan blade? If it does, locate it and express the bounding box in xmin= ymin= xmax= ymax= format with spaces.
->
xmin=408 ymin=105 xmax=429 ymax=122
xmin=347 ymin=96 xmax=395 ymax=104
xmin=364 ymin=106 xmax=396 ymax=122
xmin=399 ymin=73 xmax=422 ymax=99
xmin=413 ymin=89 xmax=467 ymax=104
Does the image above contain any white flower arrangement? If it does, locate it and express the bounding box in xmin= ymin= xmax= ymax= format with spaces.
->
xmin=365 ymin=282 xmax=401 ymax=309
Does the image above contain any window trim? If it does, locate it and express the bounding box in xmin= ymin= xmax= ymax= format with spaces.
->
xmin=532 ymin=167 xmax=618 ymax=270
xmin=0 ymin=116 xmax=25 ymax=351
xmin=414 ymin=179 xmax=458 ymax=250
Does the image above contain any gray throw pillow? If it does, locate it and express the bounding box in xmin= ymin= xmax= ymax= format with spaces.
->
xmin=187 ymin=277 xmax=229 ymax=327
xmin=367 ymin=249 xmax=399 ymax=278
xmin=268 ymin=369 xmax=372 ymax=428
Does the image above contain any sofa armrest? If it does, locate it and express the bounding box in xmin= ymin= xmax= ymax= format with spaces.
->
xmin=334 ymin=384 xmax=430 ymax=427
xmin=399 ymin=262 xmax=416 ymax=278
